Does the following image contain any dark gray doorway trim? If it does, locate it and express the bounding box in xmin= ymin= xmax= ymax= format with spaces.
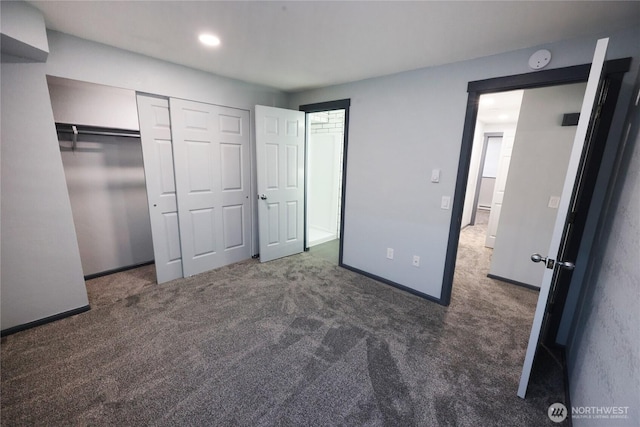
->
xmin=441 ymin=58 xmax=631 ymax=306
xmin=299 ymin=99 xmax=351 ymax=266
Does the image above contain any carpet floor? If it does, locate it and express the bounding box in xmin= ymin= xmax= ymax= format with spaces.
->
xmin=1 ymin=221 xmax=566 ymax=426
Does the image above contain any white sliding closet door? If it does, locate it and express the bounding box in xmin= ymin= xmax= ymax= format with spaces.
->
xmin=136 ymin=94 xmax=183 ymax=283
xmin=170 ymin=99 xmax=251 ymax=277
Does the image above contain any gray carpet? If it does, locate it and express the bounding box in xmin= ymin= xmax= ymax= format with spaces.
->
xmin=1 ymin=222 xmax=566 ymax=426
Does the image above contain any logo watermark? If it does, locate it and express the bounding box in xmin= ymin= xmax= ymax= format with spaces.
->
xmin=548 ymin=403 xmax=568 ymax=423
xmin=572 ymin=406 xmax=629 ymax=420
xmin=548 ymin=403 xmax=631 ymax=422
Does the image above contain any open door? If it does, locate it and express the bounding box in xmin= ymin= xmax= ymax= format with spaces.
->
xmin=255 ymin=105 xmax=305 ymax=262
xmin=517 ymin=38 xmax=608 ymax=398
xmin=484 ymin=135 xmax=513 ymax=248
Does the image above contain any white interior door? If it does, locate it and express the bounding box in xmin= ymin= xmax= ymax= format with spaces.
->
xmin=485 ymin=134 xmax=513 ymax=248
xmin=170 ymin=99 xmax=251 ymax=277
xmin=255 ymin=105 xmax=305 ymax=262
xmin=136 ymin=94 xmax=183 ymax=283
xmin=517 ymin=38 xmax=608 ymax=398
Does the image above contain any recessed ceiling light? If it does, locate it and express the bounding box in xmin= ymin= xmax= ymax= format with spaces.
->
xmin=199 ymin=33 xmax=221 ymax=47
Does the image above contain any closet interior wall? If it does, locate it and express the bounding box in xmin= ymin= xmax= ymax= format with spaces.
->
xmin=49 ymin=77 xmax=154 ymax=278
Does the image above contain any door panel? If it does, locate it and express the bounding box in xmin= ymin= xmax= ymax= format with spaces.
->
xmin=171 ymin=99 xmax=251 ymax=276
xmin=286 ymin=201 xmax=299 ymax=241
xmin=517 ymin=38 xmax=608 ymax=398
xmin=256 ymin=105 xmax=305 ymax=262
xmin=485 ymin=135 xmax=512 ymax=248
xmin=136 ymin=94 xmax=183 ymax=283
xmin=222 ymin=205 xmax=244 ymax=249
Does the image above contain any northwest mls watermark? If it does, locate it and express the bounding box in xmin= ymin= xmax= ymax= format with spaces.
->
xmin=548 ymin=403 xmax=631 ymax=423
xmin=572 ymin=405 xmax=630 ymax=420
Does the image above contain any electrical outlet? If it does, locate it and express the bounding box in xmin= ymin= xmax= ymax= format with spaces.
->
xmin=387 ymin=248 xmax=394 ymax=260
xmin=412 ymin=255 xmax=420 ymax=267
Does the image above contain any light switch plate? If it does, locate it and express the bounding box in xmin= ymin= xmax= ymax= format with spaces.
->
xmin=441 ymin=196 xmax=451 ymax=210
xmin=386 ymin=248 xmax=394 ymax=260
xmin=431 ymin=169 xmax=440 ymax=183
xmin=548 ymin=196 xmax=560 ymax=209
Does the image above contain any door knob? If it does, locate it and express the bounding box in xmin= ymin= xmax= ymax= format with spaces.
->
xmin=557 ymin=261 xmax=575 ymax=270
xmin=531 ymin=253 xmax=554 ymax=269
xmin=259 ymin=194 xmax=267 ymax=200
xmin=530 ymin=253 xmax=547 ymax=263
xmin=531 ymin=253 xmax=575 ymax=270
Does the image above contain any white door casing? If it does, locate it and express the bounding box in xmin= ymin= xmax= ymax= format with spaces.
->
xmin=485 ymin=133 xmax=514 ymax=248
xmin=170 ymin=98 xmax=251 ymax=277
xmin=255 ymin=105 xmax=305 ymax=262
xmin=136 ymin=94 xmax=183 ymax=283
xmin=517 ymin=38 xmax=608 ymax=398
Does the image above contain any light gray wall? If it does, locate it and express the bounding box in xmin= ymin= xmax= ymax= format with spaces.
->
xmin=0 ymin=1 xmax=48 ymax=61
xmin=288 ymin=26 xmax=640 ymax=299
xmin=59 ymin=135 xmax=154 ymax=276
xmin=567 ymin=71 xmax=640 ymax=427
xmin=1 ymin=61 xmax=89 ymax=330
xmin=489 ymin=83 xmax=586 ymax=287
xmin=48 ymin=76 xmax=140 ymax=130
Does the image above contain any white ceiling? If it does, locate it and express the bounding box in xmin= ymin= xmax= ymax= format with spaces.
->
xmin=29 ymin=1 xmax=640 ymax=92
xmin=477 ymin=90 xmax=524 ymax=125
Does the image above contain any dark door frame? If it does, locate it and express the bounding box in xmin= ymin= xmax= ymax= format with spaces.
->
xmin=299 ymin=99 xmax=351 ymax=266
xmin=440 ymin=58 xmax=631 ymax=307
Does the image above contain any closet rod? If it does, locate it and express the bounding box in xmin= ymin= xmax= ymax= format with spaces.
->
xmin=55 ymin=123 xmax=141 ymax=139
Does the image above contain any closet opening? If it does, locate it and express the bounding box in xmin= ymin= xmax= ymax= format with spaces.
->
xmin=48 ymin=77 xmax=156 ymax=286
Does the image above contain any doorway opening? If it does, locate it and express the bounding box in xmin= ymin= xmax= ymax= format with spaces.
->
xmin=442 ymin=60 xmax=629 ymax=306
xmin=306 ymin=109 xmax=345 ymax=258
xmin=300 ymin=99 xmax=351 ymax=265
xmin=457 ymin=83 xmax=589 ymax=294
xmin=462 ymin=90 xmax=523 ymax=248
xmin=444 ymin=55 xmax=630 ymax=399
